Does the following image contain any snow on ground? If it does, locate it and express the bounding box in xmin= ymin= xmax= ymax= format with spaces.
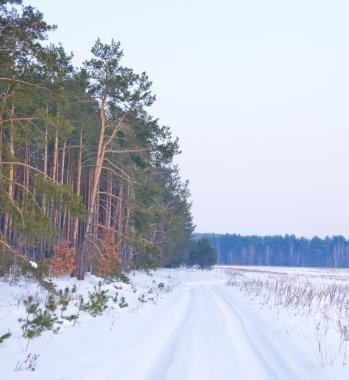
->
xmin=1 ymin=267 xmax=349 ymax=379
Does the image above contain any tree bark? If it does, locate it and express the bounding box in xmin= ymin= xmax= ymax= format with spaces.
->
xmin=52 ymin=128 xmax=59 ymax=181
xmin=77 ymin=97 xmax=107 ymax=279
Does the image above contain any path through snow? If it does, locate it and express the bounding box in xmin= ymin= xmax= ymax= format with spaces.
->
xmin=2 ymin=269 xmax=348 ymax=379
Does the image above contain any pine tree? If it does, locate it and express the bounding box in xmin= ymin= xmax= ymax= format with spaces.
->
xmin=0 ymin=2 xmax=194 ymax=277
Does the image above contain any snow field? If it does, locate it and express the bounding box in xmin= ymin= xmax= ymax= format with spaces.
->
xmin=225 ymin=266 xmax=349 ymax=369
xmin=1 ymin=267 xmax=349 ymax=379
xmin=0 ymin=270 xmax=180 ymax=378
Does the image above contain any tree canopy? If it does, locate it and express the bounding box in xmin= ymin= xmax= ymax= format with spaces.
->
xmin=188 ymin=238 xmax=217 ymax=269
xmin=0 ymin=1 xmax=194 ymax=278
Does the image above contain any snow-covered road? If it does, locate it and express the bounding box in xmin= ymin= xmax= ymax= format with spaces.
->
xmin=89 ymin=272 xmax=348 ymax=380
xmin=2 ymin=269 xmax=348 ymax=379
xmin=113 ymin=278 xmax=324 ymax=380
xmin=143 ymin=281 xmax=292 ymax=380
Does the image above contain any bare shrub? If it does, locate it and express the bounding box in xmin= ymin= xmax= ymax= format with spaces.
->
xmin=46 ymin=241 xmax=76 ymax=277
xmin=89 ymin=230 xmax=121 ymax=278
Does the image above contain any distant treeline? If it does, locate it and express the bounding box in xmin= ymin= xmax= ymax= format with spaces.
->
xmin=197 ymin=234 xmax=349 ymax=268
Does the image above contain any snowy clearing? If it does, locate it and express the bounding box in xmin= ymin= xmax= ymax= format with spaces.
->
xmin=1 ymin=267 xmax=349 ymax=379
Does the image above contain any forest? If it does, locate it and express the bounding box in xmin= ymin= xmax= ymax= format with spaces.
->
xmin=0 ymin=0 xmax=194 ymax=279
xmin=200 ymin=234 xmax=349 ymax=268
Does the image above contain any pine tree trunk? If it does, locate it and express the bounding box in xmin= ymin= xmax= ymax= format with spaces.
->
xmin=52 ymin=128 xmax=58 ymax=181
xmin=60 ymin=141 xmax=66 ymax=184
xmin=122 ymin=182 xmax=134 ymax=269
xmin=51 ymin=128 xmax=59 ymax=230
xmin=0 ymin=125 xmax=2 ymax=178
xmin=105 ymin=171 xmax=112 ymax=228
xmin=24 ymin=139 xmax=29 ymax=193
xmin=66 ymin=148 xmax=73 ymax=241
xmin=116 ymin=182 xmax=123 ymax=239
xmin=5 ymin=105 xmax=15 ymax=239
xmin=42 ymin=126 xmax=48 ymax=214
xmin=73 ymin=126 xmax=83 ymax=244
xmin=77 ymin=97 xmax=107 ymax=280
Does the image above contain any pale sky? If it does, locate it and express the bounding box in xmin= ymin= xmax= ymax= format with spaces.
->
xmin=30 ymin=0 xmax=349 ymax=237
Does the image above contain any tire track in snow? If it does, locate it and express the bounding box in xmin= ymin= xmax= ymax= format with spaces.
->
xmin=86 ymin=284 xmax=193 ymax=380
xmin=85 ymin=279 xmax=301 ymax=380
xmin=145 ymin=285 xmax=197 ymax=380
xmin=212 ymin=286 xmax=299 ymax=380
xmin=151 ymin=281 xmax=299 ymax=380
xmin=211 ymin=287 xmax=279 ymax=379
xmin=148 ymin=282 xmax=251 ymax=380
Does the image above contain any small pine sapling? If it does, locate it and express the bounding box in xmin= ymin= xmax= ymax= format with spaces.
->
xmin=0 ymin=331 xmax=11 ymax=343
xmin=111 ymin=293 xmax=119 ymax=303
xmin=57 ymin=287 xmax=79 ymax=322
xmin=118 ymin=297 xmax=128 ymax=308
xmin=138 ymin=294 xmax=147 ymax=303
xmin=19 ymin=294 xmax=61 ymax=350
xmin=19 ymin=296 xmax=40 ymax=338
xmin=80 ymin=282 xmax=110 ymax=317
xmin=58 ymin=287 xmax=70 ymax=317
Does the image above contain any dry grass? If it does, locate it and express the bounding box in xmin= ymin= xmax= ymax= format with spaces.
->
xmin=226 ymin=268 xmax=349 ymax=367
